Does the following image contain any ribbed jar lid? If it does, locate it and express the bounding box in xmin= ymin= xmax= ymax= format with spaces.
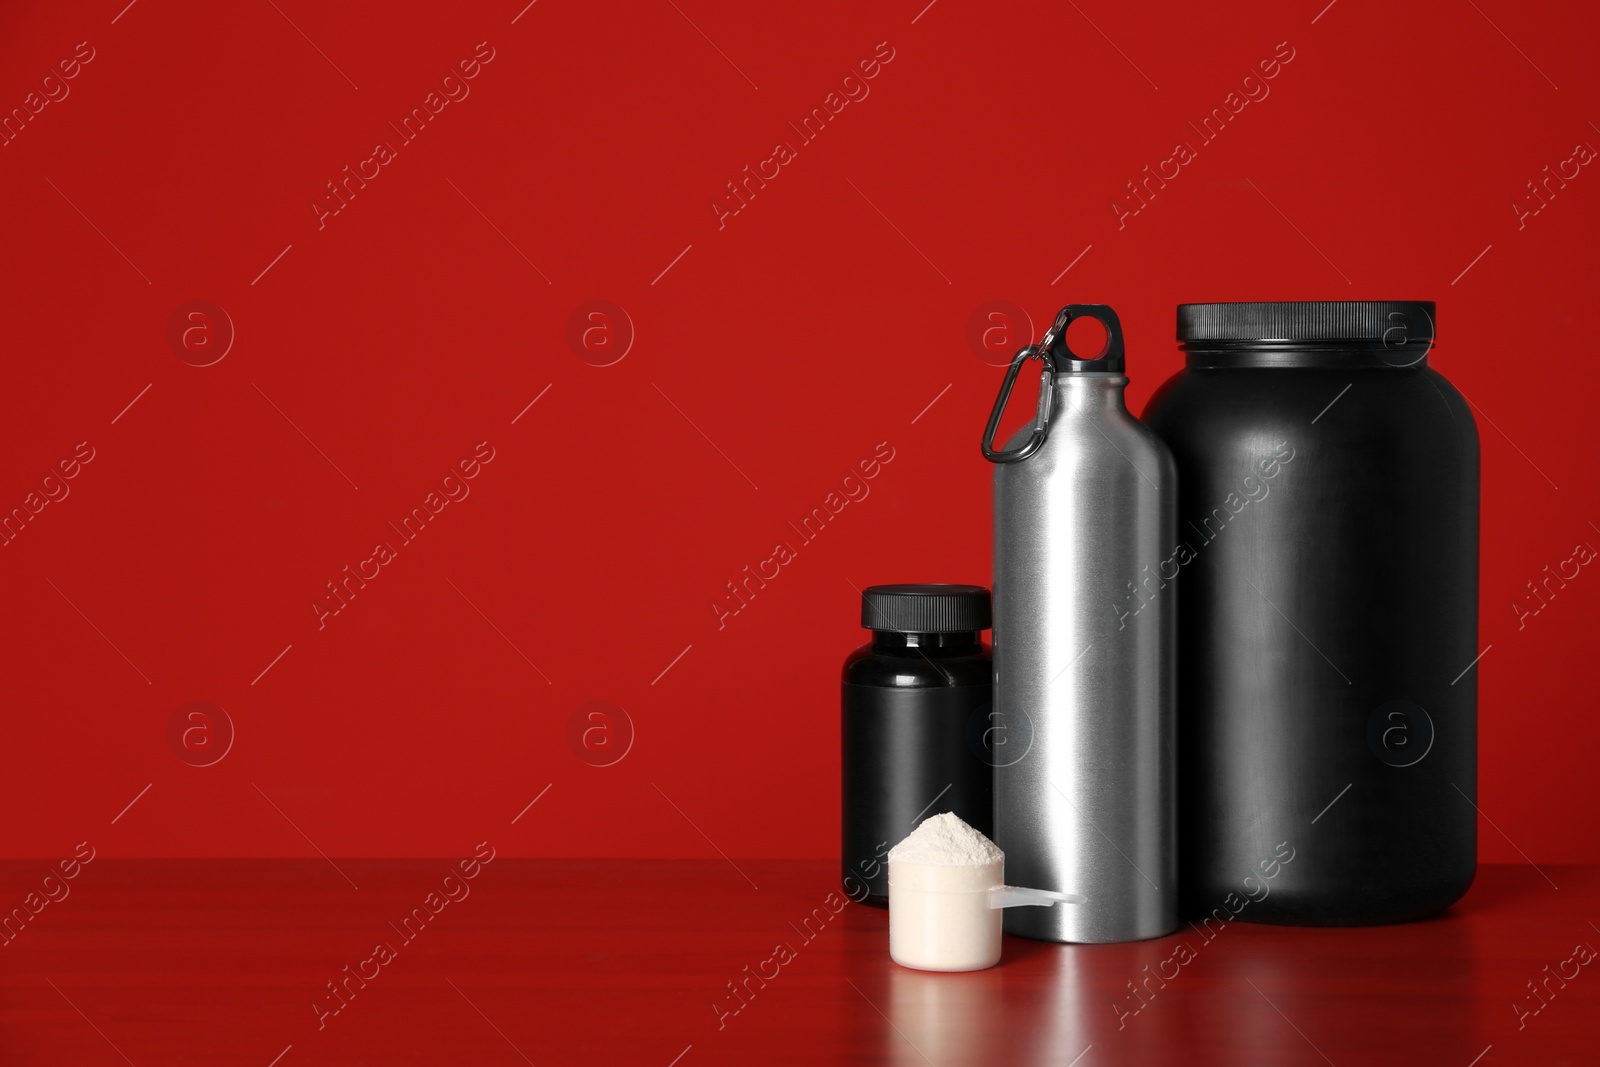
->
xmin=861 ymin=584 xmax=991 ymax=633
xmin=1178 ymin=301 xmax=1435 ymax=345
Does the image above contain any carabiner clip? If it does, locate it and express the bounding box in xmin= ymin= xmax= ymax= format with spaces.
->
xmin=981 ymin=342 xmax=1057 ymax=463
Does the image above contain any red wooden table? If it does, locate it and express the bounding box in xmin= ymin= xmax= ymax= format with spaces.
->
xmin=0 ymin=860 xmax=1594 ymax=1065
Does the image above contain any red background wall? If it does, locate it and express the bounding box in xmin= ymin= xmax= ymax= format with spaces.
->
xmin=1 ymin=0 xmax=1594 ymax=863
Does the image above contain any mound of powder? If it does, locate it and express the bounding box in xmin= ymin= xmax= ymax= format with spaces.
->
xmin=889 ymin=812 xmax=1003 ymax=867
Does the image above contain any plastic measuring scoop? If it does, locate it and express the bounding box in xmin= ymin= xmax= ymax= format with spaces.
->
xmin=888 ymin=856 xmax=1085 ymax=972
xmin=987 ymin=885 xmax=1086 ymax=909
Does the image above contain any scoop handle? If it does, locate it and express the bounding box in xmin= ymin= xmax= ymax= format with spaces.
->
xmin=987 ymin=885 xmax=1086 ymax=909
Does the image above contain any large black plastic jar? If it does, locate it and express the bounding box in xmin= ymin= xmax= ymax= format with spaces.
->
xmin=1142 ymin=302 xmax=1479 ymax=925
xmin=841 ymin=584 xmax=992 ymax=908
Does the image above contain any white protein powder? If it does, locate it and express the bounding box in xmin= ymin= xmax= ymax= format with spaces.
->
xmin=888 ymin=812 xmax=1004 ymax=867
xmin=887 ymin=813 xmax=1005 ymax=971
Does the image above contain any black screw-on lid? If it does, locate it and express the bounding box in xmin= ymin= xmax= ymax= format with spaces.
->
xmin=1177 ymin=301 xmax=1436 ymax=345
xmin=861 ymin=584 xmax=991 ymax=633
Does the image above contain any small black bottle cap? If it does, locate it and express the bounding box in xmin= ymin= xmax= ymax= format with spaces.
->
xmin=861 ymin=584 xmax=991 ymax=633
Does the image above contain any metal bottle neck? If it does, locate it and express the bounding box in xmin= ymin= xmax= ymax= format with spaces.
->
xmin=1051 ymin=373 xmax=1129 ymax=412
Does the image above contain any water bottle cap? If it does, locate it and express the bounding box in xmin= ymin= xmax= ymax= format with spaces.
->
xmin=1044 ymin=304 xmax=1126 ymax=374
xmin=981 ymin=304 xmax=1128 ymax=464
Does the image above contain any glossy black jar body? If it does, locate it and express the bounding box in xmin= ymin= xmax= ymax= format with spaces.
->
xmin=1143 ymin=312 xmax=1479 ymax=925
xmin=842 ymin=628 xmax=991 ymax=908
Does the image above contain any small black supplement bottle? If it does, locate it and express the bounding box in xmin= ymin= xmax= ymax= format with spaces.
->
xmin=841 ymin=584 xmax=993 ymax=908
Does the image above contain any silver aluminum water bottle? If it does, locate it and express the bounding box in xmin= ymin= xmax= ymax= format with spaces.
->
xmin=979 ymin=304 xmax=1177 ymax=944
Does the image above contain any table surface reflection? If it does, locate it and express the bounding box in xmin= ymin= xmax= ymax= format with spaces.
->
xmin=0 ymin=860 xmax=1593 ymax=1064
